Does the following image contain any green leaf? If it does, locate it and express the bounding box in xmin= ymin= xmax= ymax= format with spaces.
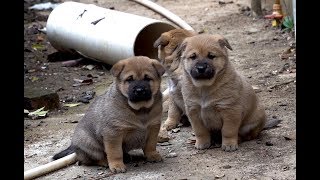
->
xmin=282 ymin=16 xmax=294 ymax=29
xmin=28 ymin=107 xmax=48 ymax=116
xmin=32 ymin=43 xmax=45 ymax=50
xmin=28 ymin=107 xmax=45 ymax=115
xmin=63 ymin=103 xmax=81 ymax=107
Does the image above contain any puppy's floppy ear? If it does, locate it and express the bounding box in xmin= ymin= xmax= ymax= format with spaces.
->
xmin=177 ymin=40 xmax=188 ymax=57
xmin=218 ymin=38 xmax=233 ymax=51
xmin=110 ymin=61 xmax=125 ymax=77
xmin=153 ymin=34 xmax=170 ymax=48
xmin=151 ymin=60 xmax=165 ymax=77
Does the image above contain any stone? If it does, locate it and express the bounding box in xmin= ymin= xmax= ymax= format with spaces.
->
xmin=24 ymin=87 xmax=60 ymax=110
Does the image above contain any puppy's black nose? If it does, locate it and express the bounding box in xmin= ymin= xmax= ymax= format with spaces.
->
xmin=196 ymin=63 xmax=207 ymax=73
xmin=129 ymin=81 xmax=152 ymax=102
xmin=133 ymin=87 xmax=146 ymax=96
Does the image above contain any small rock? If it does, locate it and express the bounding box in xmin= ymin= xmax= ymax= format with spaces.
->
xmin=273 ymin=37 xmax=279 ymax=41
xmin=77 ymin=91 xmax=95 ymax=103
xmin=198 ymin=29 xmax=205 ymax=34
xmin=64 ymin=95 xmax=74 ymax=102
xmin=215 ymin=173 xmax=225 ymax=179
xmin=282 ymin=165 xmax=289 ymax=171
xmin=172 ymin=127 xmax=180 ymax=133
xmin=158 ymin=142 xmax=172 ymax=146
xmin=98 ymin=172 xmax=104 ymax=175
xmin=239 ymin=5 xmax=250 ymax=12
xmin=247 ymin=28 xmax=259 ymax=34
xmin=271 ymin=70 xmax=278 ymax=75
xmin=222 ymin=165 xmax=232 ymax=169
xmin=165 ymin=152 xmax=178 ymax=158
xmin=218 ymin=0 xmax=226 ymax=5
xmin=265 ymin=141 xmax=273 ymax=146
xmin=133 ymin=163 xmax=139 ymax=167
xmin=72 ymin=175 xmax=82 ymax=179
xmin=177 ymin=123 xmax=184 ymax=127
xmin=252 ymin=85 xmax=261 ymax=93
xmin=84 ymin=65 xmax=95 ymax=70
xmin=98 ymin=72 xmax=105 ymax=76
xmin=284 ymin=133 xmax=296 ymax=140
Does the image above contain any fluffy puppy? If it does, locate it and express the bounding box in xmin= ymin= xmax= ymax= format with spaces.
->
xmin=52 ymin=56 xmax=165 ymax=173
xmin=154 ymin=29 xmax=197 ymax=131
xmin=179 ymin=34 xmax=267 ymax=151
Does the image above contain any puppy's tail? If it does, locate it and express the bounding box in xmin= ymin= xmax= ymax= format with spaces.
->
xmin=52 ymin=145 xmax=76 ymax=160
xmin=263 ymin=118 xmax=282 ymax=130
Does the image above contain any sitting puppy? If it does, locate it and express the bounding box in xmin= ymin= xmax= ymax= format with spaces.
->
xmin=179 ymin=34 xmax=268 ymax=151
xmin=153 ymin=29 xmax=197 ymax=131
xmin=52 ymin=56 xmax=165 ymax=173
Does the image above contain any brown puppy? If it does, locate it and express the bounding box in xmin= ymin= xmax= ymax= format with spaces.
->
xmin=52 ymin=56 xmax=165 ymax=173
xmin=154 ymin=29 xmax=197 ymax=131
xmin=179 ymin=34 xmax=266 ymax=151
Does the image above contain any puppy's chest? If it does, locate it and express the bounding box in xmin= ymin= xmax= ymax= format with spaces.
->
xmin=190 ymin=94 xmax=223 ymax=129
xmin=201 ymin=101 xmax=222 ymax=129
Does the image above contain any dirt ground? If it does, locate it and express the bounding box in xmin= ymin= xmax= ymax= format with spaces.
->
xmin=24 ymin=0 xmax=296 ymax=179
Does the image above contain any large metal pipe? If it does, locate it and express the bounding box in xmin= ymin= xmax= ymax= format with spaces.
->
xmin=46 ymin=1 xmax=176 ymax=65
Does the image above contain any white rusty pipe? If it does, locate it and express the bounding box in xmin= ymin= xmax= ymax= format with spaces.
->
xmin=46 ymin=1 xmax=175 ymax=65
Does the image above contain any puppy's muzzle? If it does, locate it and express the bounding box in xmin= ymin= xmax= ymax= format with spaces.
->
xmin=128 ymin=81 xmax=152 ymax=102
xmin=190 ymin=62 xmax=215 ymax=80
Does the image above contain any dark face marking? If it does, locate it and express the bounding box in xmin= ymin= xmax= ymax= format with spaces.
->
xmin=128 ymin=80 xmax=152 ymax=102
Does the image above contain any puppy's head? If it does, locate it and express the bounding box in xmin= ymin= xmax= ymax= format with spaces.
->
xmin=180 ymin=34 xmax=233 ymax=87
xmin=153 ymin=29 xmax=197 ymax=71
xmin=111 ymin=56 xmax=165 ymax=110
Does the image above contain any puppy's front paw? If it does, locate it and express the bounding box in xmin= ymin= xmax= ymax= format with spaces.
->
xmin=158 ymin=128 xmax=170 ymax=143
xmin=145 ymin=151 xmax=162 ymax=162
xmin=221 ymin=144 xmax=238 ymax=152
xmin=222 ymin=137 xmax=239 ymax=152
xmin=195 ymin=137 xmax=211 ymax=150
xmin=109 ymin=162 xmax=126 ymax=173
xmin=163 ymin=118 xmax=178 ymax=130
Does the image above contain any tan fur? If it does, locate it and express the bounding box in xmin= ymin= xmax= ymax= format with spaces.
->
xmin=61 ymin=56 xmax=165 ymax=173
xmin=154 ymin=29 xmax=197 ymax=132
xmin=179 ymin=34 xmax=266 ymax=151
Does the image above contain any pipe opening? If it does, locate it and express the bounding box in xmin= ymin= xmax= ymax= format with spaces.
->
xmin=134 ymin=22 xmax=175 ymax=60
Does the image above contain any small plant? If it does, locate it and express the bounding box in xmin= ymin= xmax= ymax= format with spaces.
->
xmin=282 ymin=16 xmax=294 ymax=32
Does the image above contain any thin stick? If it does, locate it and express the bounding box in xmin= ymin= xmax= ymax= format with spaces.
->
xmin=24 ymin=153 xmax=77 ymax=180
xmin=129 ymin=0 xmax=194 ymax=30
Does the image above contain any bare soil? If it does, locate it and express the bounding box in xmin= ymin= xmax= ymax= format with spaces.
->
xmin=24 ymin=0 xmax=296 ymax=179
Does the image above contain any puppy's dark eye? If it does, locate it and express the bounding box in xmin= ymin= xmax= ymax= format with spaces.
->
xmin=125 ymin=75 xmax=134 ymax=82
xmin=189 ymin=53 xmax=197 ymax=60
xmin=144 ymin=75 xmax=152 ymax=81
xmin=208 ymin=52 xmax=216 ymax=59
